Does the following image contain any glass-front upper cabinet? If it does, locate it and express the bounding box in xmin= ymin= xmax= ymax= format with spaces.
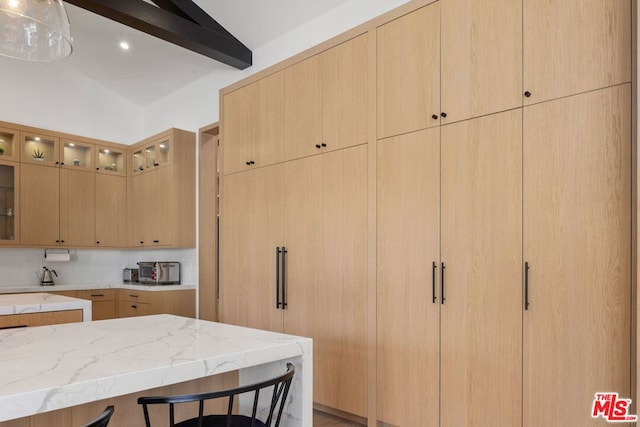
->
xmin=0 ymin=127 xmax=19 ymax=162
xmin=60 ymin=139 xmax=94 ymax=170
xmin=131 ymin=135 xmax=172 ymax=175
xmin=0 ymin=160 xmax=18 ymax=245
xmin=96 ymin=145 xmax=126 ymax=176
xmin=20 ymin=131 xmax=60 ymax=166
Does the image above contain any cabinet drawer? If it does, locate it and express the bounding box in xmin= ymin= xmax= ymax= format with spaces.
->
xmin=118 ymin=300 xmax=154 ymax=318
xmin=0 ymin=310 xmax=82 ymax=329
xmin=77 ymin=289 xmax=116 ymax=301
xmin=119 ymin=289 xmax=153 ymax=304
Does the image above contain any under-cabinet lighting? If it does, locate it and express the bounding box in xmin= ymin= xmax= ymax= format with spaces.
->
xmin=34 ymin=137 xmax=40 ymax=141
xmin=103 ymin=149 xmax=110 ymax=153
xmin=68 ymin=143 xmax=75 ymax=147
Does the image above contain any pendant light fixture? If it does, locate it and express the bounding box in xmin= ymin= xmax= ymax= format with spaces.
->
xmin=0 ymin=0 xmax=72 ymax=61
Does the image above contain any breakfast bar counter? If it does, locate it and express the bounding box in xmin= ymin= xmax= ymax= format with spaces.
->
xmin=0 ymin=314 xmax=312 ymax=425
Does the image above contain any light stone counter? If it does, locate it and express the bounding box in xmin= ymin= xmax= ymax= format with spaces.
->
xmin=0 ymin=283 xmax=196 ymax=293
xmin=0 ymin=292 xmax=92 ymax=321
xmin=0 ymin=314 xmax=313 ymax=425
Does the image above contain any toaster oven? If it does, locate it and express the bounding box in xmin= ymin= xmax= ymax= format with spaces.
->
xmin=137 ymin=262 xmax=180 ymax=285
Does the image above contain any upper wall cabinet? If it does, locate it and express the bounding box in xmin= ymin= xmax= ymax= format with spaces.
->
xmin=284 ymin=34 xmax=368 ymax=160
xmin=223 ymin=71 xmax=284 ymax=175
xmin=61 ymin=139 xmax=94 ymax=171
xmin=132 ymin=132 xmax=174 ymax=175
xmin=377 ymin=3 xmax=440 ymax=139
xmin=441 ymin=0 xmax=522 ymax=124
xmin=20 ymin=131 xmax=60 ymax=166
xmin=523 ymin=0 xmax=631 ymax=105
xmin=96 ymin=145 xmax=126 ymax=176
xmin=0 ymin=127 xmax=19 ymax=162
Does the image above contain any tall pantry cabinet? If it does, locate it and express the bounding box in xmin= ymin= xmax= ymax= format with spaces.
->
xmin=220 ymin=35 xmax=368 ymax=417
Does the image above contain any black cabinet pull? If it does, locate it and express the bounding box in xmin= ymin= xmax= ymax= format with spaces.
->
xmin=60 ymin=240 xmax=65 ymax=243
xmin=524 ymin=91 xmax=532 ymax=98
xmin=55 ymin=161 xmax=59 ymax=165
xmin=432 ymin=261 xmax=437 ymax=303
xmin=96 ymin=241 xmax=100 ymax=244
xmin=60 ymin=162 xmax=65 ymax=166
xmin=131 ymin=305 xmax=137 ymax=309
xmin=441 ymin=112 xmax=447 ymax=118
xmin=315 ymin=144 xmax=321 ymax=149
xmin=250 ymin=161 xmax=255 ymax=165
xmin=129 ymin=294 xmax=139 ymax=298
xmin=440 ymin=262 xmax=446 ymax=304
xmin=525 ymin=262 xmax=530 ymax=310
xmin=153 ymin=240 xmax=159 ymax=243
xmin=246 ymin=161 xmax=251 ymax=165
xmin=90 ymin=294 xmax=104 ymax=297
xmin=432 ymin=114 xmax=438 ymax=120
xmin=55 ymin=240 xmax=60 ymax=243
xmin=282 ymin=247 xmax=288 ymax=308
xmin=140 ymin=241 xmax=144 ymax=244
xmin=96 ymin=167 xmax=100 ymax=170
xmin=276 ymin=247 xmax=282 ymax=308
xmin=0 ymin=325 xmax=27 ymax=330
xmin=321 ymin=143 xmax=327 ymax=147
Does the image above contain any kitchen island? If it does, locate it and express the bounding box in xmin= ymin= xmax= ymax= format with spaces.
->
xmin=0 ymin=292 xmax=92 ymax=324
xmin=0 ymin=314 xmax=312 ymax=426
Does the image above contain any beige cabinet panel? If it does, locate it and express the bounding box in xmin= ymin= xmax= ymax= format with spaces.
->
xmin=322 ymin=34 xmax=368 ymax=151
xmin=20 ymin=131 xmax=60 ymax=166
xmin=283 ymin=145 xmax=367 ymax=417
xmin=377 ymin=3 xmax=440 ymax=139
xmin=0 ymin=160 xmax=19 ymax=245
xmin=95 ymin=174 xmax=127 ymax=247
xmin=0 ymin=310 xmax=82 ymax=329
xmin=0 ymin=127 xmax=19 ymax=161
xmin=440 ymin=109 xmax=522 ymax=427
xmin=283 ymin=54 xmax=323 ymax=160
xmin=523 ymin=0 xmax=631 ymax=104
xmin=223 ymin=72 xmax=284 ymax=174
xmin=59 ymin=169 xmax=95 ymax=247
xmin=377 ymin=128 xmax=440 ymax=427
xmin=219 ymin=165 xmax=284 ymax=332
xmin=441 ymin=0 xmax=522 ymax=123
xmin=523 ymin=85 xmax=631 ymax=427
xmin=60 ymin=139 xmax=94 ymax=171
xmin=20 ymin=163 xmax=59 ymax=246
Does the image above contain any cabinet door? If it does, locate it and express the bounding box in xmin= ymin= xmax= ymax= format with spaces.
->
xmin=284 ymin=55 xmax=323 ymax=160
xmin=440 ymin=109 xmax=522 ymax=427
xmin=0 ymin=161 xmax=18 ymax=244
xmin=129 ymin=171 xmax=155 ymax=246
xmin=441 ymin=0 xmax=522 ymax=123
xmin=523 ymin=0 xmax=631 ymax=105
xmin=149 ymin=166 xmax=173 ymax=246
xmin=60 ymin=169 xmax=95 ymax=247
xmin=377 ymin=2 xmax=440 ymax=139
xmin=0 ymin=127 xmax=19 ymax=161
xmin=219 ymin=165 xmax=284 ymax=332
xmin=283 ymin=145 xmax=368 ymax=417
xmin=95 ymin=174 xmax=126 ymax=247
xmin=20 ymin=132 xmax=60 ymax=166
xmin=322 ymin=34 xmax=368 ymax=151
xmin=61 ymin=139 xmax=94 ymax=171
xmin=20 ymin=163 xmax=59 ymax=246
xmin=377 ymin=128 xmax=440 ymax=426
xmin=523 ymin=85 xmax=631 ymax=427
xmin=96 ymin=146 xmax=126 ymax=176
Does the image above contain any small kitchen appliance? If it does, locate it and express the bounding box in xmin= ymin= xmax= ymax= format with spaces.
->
xmin=123 ymin=268 xmax=139 ymax=283
xmin=137 ymin=262 xmax=180 ymax=285
xmin=39 ymin=266 xmax=57 ymax=286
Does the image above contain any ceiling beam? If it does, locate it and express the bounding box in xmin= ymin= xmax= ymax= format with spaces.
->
xmin=64 ymin=0 xmax=252 ymax=69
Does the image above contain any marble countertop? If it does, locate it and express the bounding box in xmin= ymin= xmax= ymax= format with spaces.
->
xmin=0 ymin=283 xmax=196 ymax=294
xmin=0 ymin=292 xmax=92 ymax=321
xmin=0 ymin=314 xmax=312 ymax=422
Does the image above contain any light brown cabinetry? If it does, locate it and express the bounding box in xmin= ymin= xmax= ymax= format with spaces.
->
xmin=0 ymin=160 xmax=18 ymax=245
xmin=20 ymin=131 xmax=60 ymax=166
xmin=59 ymin=169 xmax=95 ymax=247
xmin=222 ymin=72 xmax=284 ymax=174
xmin=523 ymin=85 xmax=631 ymax=427
xmin=76 ymin=289 xmax=117 ymax=320
xmin=95 ymin=174 xmax=127 ymax=247
xmin=523 ymin=0 xmax=631 ymax=105
xmin=220 ymin=145 xmax=367 ymax=417
xmin=0 ymin=310 xmax=82 ymax=329
xmin=284 ymin=35 xmax=367 ymax=160
xmin=20 ymin=162 xmax=59 ymax=246
xmin=0 ymin=126 xmax=19 ymax=161
xmin=118 ymin=289 xmax=196 ymax=318
xmin=377 ymin=0 xmax=522 ymax=138
xmin=128 ymin=129 xmax=195 ymax=248
xmin=377 ymin=110 xmax=522 ymax=427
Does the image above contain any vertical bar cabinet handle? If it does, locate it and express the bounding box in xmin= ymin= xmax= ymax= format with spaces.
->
xmin=282 ymin=247 xmax=288 ymax=308
xmin=525 ymin=261 xmax=530 ymax=310
xmin=440 ymin=262 xmax=446 ymax=304
xmin=276 ymin=247 xmax=281 ymax=308
xmin=432 ymin=261 xmax=437 ymax=303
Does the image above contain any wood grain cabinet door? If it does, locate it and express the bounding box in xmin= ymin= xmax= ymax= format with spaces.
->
xmin=377 ymin=2 xmax=440 ymax=139
xmin=283 ymin=145 xmax=367 ymax=417
xmin=20 ymin=163 xmax=59 ymax=246
xmin=376 ymin=128 xmax=440 ymax=427
xmin=59 ymin=168 xmax=95 ymax=247
xmin=95 ymin=174 xmax=126 ymax=247
xmin=440 ymin=109 xmax=523 ymax=427
xmin=441 ymin=0 xmax=522 ymax=124
xmin=523 ymin=85 xmax=631 ymax=427
xmin=219 ymin=165 xmax=284 ymax=333
xmin=523 ymin=0 xmax=631 ymax=105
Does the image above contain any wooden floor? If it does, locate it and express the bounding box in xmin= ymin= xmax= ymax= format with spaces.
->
xmin=313 ymin=410 xmax=364 ymax=426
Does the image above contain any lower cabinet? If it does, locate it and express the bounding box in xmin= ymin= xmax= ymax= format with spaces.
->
xmin=76 ymin=289 xmax=117 ymax=321
xmin=117 ymin=289 xmax=196 ymax=318
xmin=0 ymin=310 xmax=82 ymax=329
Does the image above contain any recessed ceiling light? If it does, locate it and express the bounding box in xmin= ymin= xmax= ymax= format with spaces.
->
xmin=119 ymin=41 xmax=130 ymax=50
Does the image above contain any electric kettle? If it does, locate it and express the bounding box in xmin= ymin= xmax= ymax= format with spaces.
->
xmin=39 ymin=266 xmax=57 ymax=286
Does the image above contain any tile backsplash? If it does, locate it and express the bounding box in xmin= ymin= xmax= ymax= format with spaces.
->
xmin=0 ymin=248 xmax=197 ymax=287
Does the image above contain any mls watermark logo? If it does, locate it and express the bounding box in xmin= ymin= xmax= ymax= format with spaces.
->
xmin=592 ymin=393 xmax=638 ymax=422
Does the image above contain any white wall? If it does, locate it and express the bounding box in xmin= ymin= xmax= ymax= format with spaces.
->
xmin=0 ymin=59 xmax=143 ymax=143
